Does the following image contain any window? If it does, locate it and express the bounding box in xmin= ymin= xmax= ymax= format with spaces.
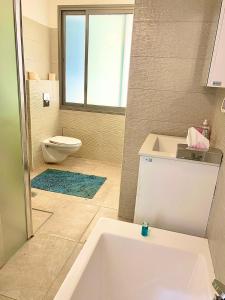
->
xmin=59 ymin=6 xmax=134 ymax=114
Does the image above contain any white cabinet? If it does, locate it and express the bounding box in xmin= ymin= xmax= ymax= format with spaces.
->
xmin=134 ymin=134 xmax=221 ymax=237
xmin=207 ymin=0 xmax=225 ymax=87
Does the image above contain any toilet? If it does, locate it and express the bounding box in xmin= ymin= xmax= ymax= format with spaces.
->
xmin=41 ymin=136 xmax=82 ymax=163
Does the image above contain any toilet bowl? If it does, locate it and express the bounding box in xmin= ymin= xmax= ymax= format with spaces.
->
xmin=41 ymin=136 xmax=82 ymax=163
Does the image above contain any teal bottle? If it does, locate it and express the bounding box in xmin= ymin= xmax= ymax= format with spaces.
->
xmin=141 ymin=222 xmax=149 ymax=237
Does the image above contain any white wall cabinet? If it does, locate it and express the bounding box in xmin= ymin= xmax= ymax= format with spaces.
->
xmin=207 ymin=0 xmax=225 ymax=87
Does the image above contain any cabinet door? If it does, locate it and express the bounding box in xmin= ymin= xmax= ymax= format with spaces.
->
xmin=134 ymin=156 xmax=219 ymax=237
xmin=207 ymin=1 xmax=225 ymax=87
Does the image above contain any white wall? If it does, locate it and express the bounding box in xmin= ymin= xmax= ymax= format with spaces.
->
xmin=49 ymin=0 xmax=134 ymax=28
xmin=21 ymin=0 xmax=50 ymax=26
xmin=22 ymin=0 xmax=134 ymax=28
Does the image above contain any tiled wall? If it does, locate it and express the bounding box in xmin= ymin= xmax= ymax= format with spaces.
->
xmin=50 ymin=28 xmax=58 ymax=78
xmin=23 ymin=17 xmax=125 ymax=166
xmin=119 ymin=0 xmax=221 ymax=220
xmin=60 ymin=110 xmax=125 ymax=164
xmin=27 ymin=80 xmax=124 ymax=167
xmin=50 ymin=23 xmax=125 ymax=165
xmin=27 ymin=80 xmax=60 ymax=169
xmin=207 ymin=90 xmax=225 ymax=283
xmin=22 ymin=17 xmax=51 ymax=79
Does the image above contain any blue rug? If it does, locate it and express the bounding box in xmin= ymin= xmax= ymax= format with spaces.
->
xmin=31 ymin=169 xmax=106 ymax=199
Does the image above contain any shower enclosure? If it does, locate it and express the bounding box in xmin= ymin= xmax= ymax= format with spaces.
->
xmin=0 ymin=0 xmax=32 ymax=267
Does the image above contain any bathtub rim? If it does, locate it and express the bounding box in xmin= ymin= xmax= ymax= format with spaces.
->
xmin=54 ymin=217 xmax=215 ymax=300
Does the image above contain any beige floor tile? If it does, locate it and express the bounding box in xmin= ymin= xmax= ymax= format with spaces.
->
xmin=32 ymin=188 xmax=86 ymax=213
xmin=37 ymin=201 xmax=98 ymax=242
xmin=102 ymin=184 xmax=120 ymax=210
xmin=0 ymin=234 xmax=77 ymax=300
xmin=32 ymin=158 xmax=98 ymax=177
xmin=44 ymin=243 xmax=84 ymax=300
xmin=80 ymin=207 xmax=118 ymax=243
xmin=88 ymin=180 xmax=113 ymax=206
xmin=31 ymin=172 xmax=116 ymax=210
xmin=30 ymin=165 xmax=47 ymax=179
xmin=0 ymin=295 xmax=15 ymax=300
xmin=91 ymin=181 xmax=120 ymax=209
xmin=32 ymin=209 xmax=52 ymax=233
xmin=31 ymin=158 xmax=121 ymax=184
xmin=1 ymin=157 xmax=121 ymax=299
xmin=62 ymin=158 xmax=98 ymax=175
xmin=94 ymin=164 xmax=121 ymax=184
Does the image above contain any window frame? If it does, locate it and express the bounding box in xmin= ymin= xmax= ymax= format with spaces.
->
xmin=58 ymin=5 xmax=134 ymax=115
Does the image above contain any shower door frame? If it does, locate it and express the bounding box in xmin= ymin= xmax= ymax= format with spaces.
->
xmin=13 ymin=0 xmax=33 ymax=239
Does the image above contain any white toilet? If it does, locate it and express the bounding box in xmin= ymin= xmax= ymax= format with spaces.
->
xmin=41 ymin=136 xmax=82 ymax=163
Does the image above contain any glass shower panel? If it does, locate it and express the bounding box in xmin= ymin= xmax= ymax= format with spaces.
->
xmin=87 ymin=14 xmax=133 ymax=107
xmin=0 ymin=0 xmax=28 ymax=266
xmin=65 ymin=15 xmax=86 ymax=104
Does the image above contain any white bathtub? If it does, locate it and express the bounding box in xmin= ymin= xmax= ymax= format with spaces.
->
xmin=54 ymin=218 xmax=215 ymax=300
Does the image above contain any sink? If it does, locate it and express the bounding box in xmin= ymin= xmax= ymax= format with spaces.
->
xmin=139 ymin=133 xmax=186 ymax=159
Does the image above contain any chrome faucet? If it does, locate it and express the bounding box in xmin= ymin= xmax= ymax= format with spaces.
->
xmin=213 ymin=279 xmax=225 ymax=299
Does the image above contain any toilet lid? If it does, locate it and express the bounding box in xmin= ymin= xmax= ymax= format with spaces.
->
xmin=49 ymin=136 xmax=81 ymax=146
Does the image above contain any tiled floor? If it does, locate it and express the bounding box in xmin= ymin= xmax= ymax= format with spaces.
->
xmin=0 ymin=158 xmax=122 ymax=300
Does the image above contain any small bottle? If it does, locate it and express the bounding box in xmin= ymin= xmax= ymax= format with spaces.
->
xmin=141 ymin=222 xmax=149 ymax=237
xmin=202 ymin=119 xmax=210 ymax=140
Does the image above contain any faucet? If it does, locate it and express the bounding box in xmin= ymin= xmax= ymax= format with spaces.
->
xmin=213 ymin=279 xmax=225 ymax=299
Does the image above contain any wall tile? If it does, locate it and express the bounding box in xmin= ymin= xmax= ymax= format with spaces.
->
xmin=132 ymin=21 xmax=217 ymax=59
xmin=27 ymin=80 xmax=60 ymax=169
xmin=129 ymin=56 xmax=211 ymax=92
xmin=135 ymin=0 xmax=221 ymax=23
xmin=119 ymin=168 xmax=139 ymax=220
xmin=60 ymin=110 xmax=125 ymax=164
xmin=23 ymin=17 xmax=51 ymax=80
xmin=126 ymin=89 xmax=216 ymax=123
xmin=50 ymin=28 xmax=59 ymax=77
xmin=23 ymin=17 xmax=125 ymax=168
xmin=50 ymin=29 xmax=58 ymax=64
xmin=119 ymin=0 xmax=219 ymax=220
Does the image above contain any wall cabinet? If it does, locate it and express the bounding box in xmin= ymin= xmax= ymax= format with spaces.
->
xmin=207 ymin=0 xmax=225 ymax=87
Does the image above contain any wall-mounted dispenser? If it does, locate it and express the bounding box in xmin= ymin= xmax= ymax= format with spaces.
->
xmin=43 ymin=92 xmax=50 ymax=107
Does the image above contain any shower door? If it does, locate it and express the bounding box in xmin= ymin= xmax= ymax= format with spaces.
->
xmin=0 ymin=0 xmax=32 ymax=267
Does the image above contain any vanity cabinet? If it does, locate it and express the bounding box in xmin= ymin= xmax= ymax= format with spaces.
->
xmin=207 ymin=0 xmax=225 ymax=87
xmin=134 ymin=134 xmax=221 ymax=238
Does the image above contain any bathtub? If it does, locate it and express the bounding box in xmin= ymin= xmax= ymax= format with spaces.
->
xmin=54 ymin=218 xmax=215 ymax=300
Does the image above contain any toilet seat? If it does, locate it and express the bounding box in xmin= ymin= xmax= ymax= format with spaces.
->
xmin=49 ymin=136 xmax=81 ymax=146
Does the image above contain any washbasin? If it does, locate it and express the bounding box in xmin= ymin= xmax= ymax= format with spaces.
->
xmin=139 ymin=133 xmax=186 ymax=159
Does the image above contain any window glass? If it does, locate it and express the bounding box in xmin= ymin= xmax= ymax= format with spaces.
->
xmin=87 ymin=14 xmax=132 ymax=107
xmin=65 ymin=15 xmax=85 ymax=103
xmin=87 ymin=14 xmax=131 ymax=107
xmin=63 ymin=10 xmax=133 ymax=112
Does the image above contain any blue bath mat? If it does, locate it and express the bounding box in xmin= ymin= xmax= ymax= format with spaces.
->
xmin=31 ymin=169 xmax=106 ymax=199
